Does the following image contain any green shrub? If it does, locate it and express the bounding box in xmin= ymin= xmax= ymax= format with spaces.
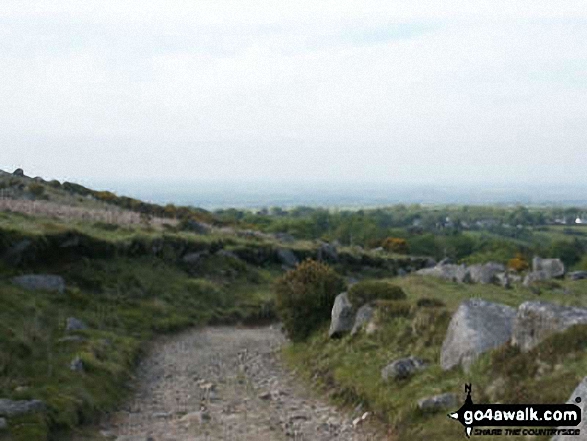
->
xmin=373 ymin=299 xmax=413 ymax=318
xmin=381 ymin=237 xmax=409 ymax=254
xmin=274 ymin=259 xmax=345 ymax=342
xmin=347 ymin=280 xmax=406 ymax=308
xmin=28 ymin=183 xmax=45 ymax=197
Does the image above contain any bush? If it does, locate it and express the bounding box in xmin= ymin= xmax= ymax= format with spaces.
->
xmin=508 ymin=253 xmax=529 ymax=272
xmin=381 ymin=237 xmax=409 ymax=254
xmin=273 ymin=259 xmax=345 ymax=342
xmin=28 ymin=183 xmax=45 ymax=197
xmin=347 ymin=280 xmax=406 ymax=308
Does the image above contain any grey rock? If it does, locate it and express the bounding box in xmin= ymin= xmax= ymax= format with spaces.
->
xmin=346 ymin=277 xmax=359 ymax=286
xmin=496 ymin=272 xmax=511 ymax=288
xmin=182 ymin=251 xmax=208 ymax=264
xmin=441 ymin=299 xmax=516 ymax=372
xmin=318 ymin=242 xmax=338 ymax=263
xmin=523 ymin=270 xmax=550 ymax=286
xmin=3 ymin=240 xmax=33 ymax=266
xmin=70 ymin=357 xmax=84 ymax=372
xmin=12 ymin=274 xmax=65 ymax=293
xmin=417 ymin=393 xmax=458 ymax=412
xmin=182 ymin=220 xmax=211 ymax=234
xmin=66 ymin=317 xmax=88 ymax=332
xmin=551 ymin=377 xmax=587 ymax=441
xmin=329 ymin=292 xmax=354 ymax=338
xmin=12 ymin=168 xmax=24 ymax=177
xmin=215 ymin=249 xmax=240 ymax=260
xmin=351 ymin=305 xmax=374 ymax=336
xmin=532 ymin=257 xmax=565 ymax=278
xmin=416 ymin=264 xmax=461 ymax=282
xmin=58 ymin=336 xmax=87 ymax=343
xmin=568 ymin=271 xmax=587 ymax=281
xmin=512 ymin=301 xmax=587 ymax=352
xmin=424 ymin=258 xmax=437 ymax=268
xmin=0 ymin=399 xmax=46 ymax=417
xmin=397 ymin=268 xmax=407 ymax=277
xmin=469 ymin=263 xmax=505 ymax=284
xmin=0 ymin=417 xmax=6 ymax=431
xmin=381 ymin=357 xmax=427 ymax=381
xmin=274 ymin=232 xmax=296 ymax=243
xmin=276 ymin=248 xmax=299 ymax=268
xmin=455 ymin=265 xmax=471 ymax=283
xmin=60 ymin=236 xmax=81 ymax=248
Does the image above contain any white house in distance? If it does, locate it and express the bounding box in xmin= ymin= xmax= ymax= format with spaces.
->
xmin=576 ymin=216 xmax=587 ymax=225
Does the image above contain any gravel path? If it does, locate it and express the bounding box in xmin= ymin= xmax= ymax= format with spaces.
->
xmin=89 ymin=326 xmax=385 ymax=441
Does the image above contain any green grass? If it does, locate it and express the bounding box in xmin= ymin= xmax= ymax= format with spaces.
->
xmin=0 ymin=249 xmax=276 ymax=440
xmin=284 ymin=275 xmax=587 ymax=441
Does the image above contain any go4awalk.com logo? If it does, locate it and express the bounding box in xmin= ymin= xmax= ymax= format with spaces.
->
xmin=447 ymin=384 xmax=582 ymax=438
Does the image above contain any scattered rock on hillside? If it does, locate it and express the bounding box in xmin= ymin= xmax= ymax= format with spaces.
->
xmin=2 ymin=239 xmax=33 ymax=266
xmin=495 ymin=272 xmax=510 ymax=288
xmin=468 ymin=263 xmax=505 ymax=284
xmin=381 ymin=357 xmax=427 ymax=381
xmin=11 ymin=274 xmax=65 ymax=294
xmin=274 ymin=232 xmax=296 ymax=243
xmin=70 ymin=357 xmax=84 ymax=372
xmin=58 ymin=336 xmax=87 ymax=343
xmin=216 ymin=249 xmax=240 ymax=260
xmin=455 ymin=264 xmax=471 ymax=283
xmin=318 ymin=242 xmax=338 ymax=263
xmin=552 ymin=377 xmax=587 ymax=441
xmin=351 ymin=305 xmax=374 ymax=336
xmin=424 ymin=258 xmax=437 ymax=268
xmin=417 ymin=263 xmax=462 ymax=282
xmin=417 ymin=393 xmax=458 ymax=412
xmin=532 ymin=257 xmax=565 ymax=278
xmin=276 ymin=248 xmax=299 ymax=268
xmin=0 ymin=399 xmax=46 ymax=417
xmin=66 ymin=317 xmax=88 ymax=332
xmin=523 ymin=270 xmax=550 ymax=286
xmin=60 ymin=235 xmax=81 ymax=248
xmin=329 ymin=292 xmax=354 ymax=338
xmin=512 ymin=301 xmax=587 ymax=352
xmin=182 ymin=220 xmax=211 ymax=234
xmin=441 ymin=299 xmax=516 ymax=372
xmin=181 ymin=251 xmax=209 ymax=264
xmin=568 ymin=271 xmax=587 ymax=281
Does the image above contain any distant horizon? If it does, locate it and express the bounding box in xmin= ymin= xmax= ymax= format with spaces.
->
xmin=78 ymin=177 xmax=587 ymax=210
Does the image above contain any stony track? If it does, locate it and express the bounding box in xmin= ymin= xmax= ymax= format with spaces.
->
xmin=86 ymin=326 xmax=385 ymax=441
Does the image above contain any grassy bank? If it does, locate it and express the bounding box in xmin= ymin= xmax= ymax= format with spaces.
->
xmin=0 ymin=214 xmax=278 ymax=440
xmin=284 ymin=276 xmax=587 ymax=441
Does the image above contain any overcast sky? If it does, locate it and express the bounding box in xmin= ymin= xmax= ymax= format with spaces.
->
xmin=1 ymin=1 xmax=586 ymax=187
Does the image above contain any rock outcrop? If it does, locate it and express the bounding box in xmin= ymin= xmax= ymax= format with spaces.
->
xmin=441 ymin=299 xmax=516 ymax=371
xmin=468 ymin=263 xmax=505 ymax=284
xmin=568 ymin=271 xmax=587 ymax=281
xmin=417 ymin=393 xmax=458 ymax=412
xmin=381 ymin=357 xmax=427 ymax=381
xmin=11 ymin=274 xmax=65 ymax=293
xmin=0 ymin=399 xmax=46 ymax=417
xmin=533 ymin=257 xmax=565 ymax=278
xmin=329 ymin=292 xmax=354 ymax=338
xmin=66 ymin=317 xmax=88 ymax=332
xmin=276 ymin=248 xmax=299 ymax=268
xmin=351 ymin=304 xmax=374 ymax=336
xmin=317 ymin=242 xmax=338 ymax=263
xmin=524 ymin=257 xmax=565 ymax=286
xmin=512 ymin=301 xmax=587 ymax=352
